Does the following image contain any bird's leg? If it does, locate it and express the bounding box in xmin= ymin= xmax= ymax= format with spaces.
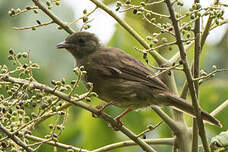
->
xmin=109 ymin=108 xmax=132 ymax=131
xmin=92 ymin=102 xmax=113 ymax=118
xmin=114 ymin=108 xmax=132 ymax=126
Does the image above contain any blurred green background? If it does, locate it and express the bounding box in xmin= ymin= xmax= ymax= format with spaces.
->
xmin=0 ymin=0 xmax=227 ymax=152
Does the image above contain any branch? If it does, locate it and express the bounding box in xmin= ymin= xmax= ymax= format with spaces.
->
xmin=210 ymin=19 xmax=228 ymax=30
xmin=201 ymin=0 xmax=220 ymax=47
xmin=168 ymin=0 xmax=223 ymax=64
xmin=164 ymin=0 xmax=210 ymax=152
xmin=192 ymin=0 xmax=201 ymax=150
xmin=68 ymin=6 xmax=98 ymax=26
xmin=151 ymin=106 xmax=179 ymax=133
xmin=27 ymin=134 xmax=174 ymax=152
xmin=211 ymin=99 xmax=228 ymax=117
xmin=26 ymin=134 xmax=88 ymax=152
xmin=31 ymin=0 xmax=75 ymax=34
xmin=0 ymin=123 xmax=34 ymax=152
xmin=13 ymin=21 xmax=54 ymax=30
xmin=92 ymin=138 xmax=174 ymax=152
xmin=1 ymin=74 xmax=156 ymax=152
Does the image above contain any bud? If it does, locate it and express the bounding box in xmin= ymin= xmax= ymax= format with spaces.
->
xmin=83 ymin=9 xmax=87 ymax=14
xmin=212 ymin=65 xmax=217 ymax=71
xmin=133 ymin=8 xmax=137 ymax=14
xmin=146 ymin=36 xmax=152 ymax=40
xmin=9 ymin=48 xmax=14 ymax=55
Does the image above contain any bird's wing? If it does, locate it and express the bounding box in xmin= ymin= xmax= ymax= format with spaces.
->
xmin=88 ymin=47 xmax=169 ymax=91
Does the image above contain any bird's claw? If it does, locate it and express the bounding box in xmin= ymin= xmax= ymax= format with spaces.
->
xmin=92 ymin=102 xmax=113 ymax=118
xmin=108 ymin=117 xmax=123 ymax=131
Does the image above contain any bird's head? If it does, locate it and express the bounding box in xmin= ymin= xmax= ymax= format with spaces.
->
xmin=56 ymin=32 xmax=100 ymax=59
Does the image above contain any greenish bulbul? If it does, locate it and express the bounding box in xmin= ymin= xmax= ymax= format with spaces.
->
xmin=56 ymin=32 xmax=221 ymax=127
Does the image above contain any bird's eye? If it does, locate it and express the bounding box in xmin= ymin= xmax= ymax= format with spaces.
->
xmin=78 ymin=38 xmax=85 ymax=44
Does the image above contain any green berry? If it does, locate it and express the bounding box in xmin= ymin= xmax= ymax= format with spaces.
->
xmin=33 ymin=10 xmax=38 ymax=14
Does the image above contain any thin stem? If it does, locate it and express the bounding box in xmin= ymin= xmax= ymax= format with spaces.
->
xmin=201 ymin=0 xmax=220 ymax=47
xmin=210 ymin=19 xmax=228 ymax=30
xmin=149 ymin=41 xmax=177 ymax=51
xmin=192 ymin=0 xmax=201 ymax=151
xmin=137 ymin=121 xmax=163 ymax=138
xmin=146 ymin=0 xmax=165 ymax=6
xmin=26 ymin=134 xmax=88 ymax=152
xmin=143 ymin=13 xmax=175 ymax=37
xmin=0 ymin=123 xmax=34 ymax=152
xmin=92 ymin=138 xmax=174 ymax=152
xmin=31 ymin=0 xmax=75 ymax=34
xmin=27 ymin=134 xmax=174 ymax=152
xmin=193 ymin=69 xmax=228 ymax=81
xmin=68 ymin=6 xmax=98 ymax=26
xmin=211 ymin=99 xmax=228 ymax=117
xmin=169 ymin=0 xmax=222 ymax=64
xmin=13 ymin=21 xmax=54 ymax=30
xmin=151 ymin=106 xmax=179 ymax=133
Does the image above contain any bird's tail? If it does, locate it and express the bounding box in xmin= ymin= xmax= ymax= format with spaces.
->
xmin=163 ymin=93 xmax=222 ymax=127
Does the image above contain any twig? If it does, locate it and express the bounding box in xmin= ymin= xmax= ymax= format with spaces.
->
xmin=31 ymin=0 xmax=75 ymax=34
xmin=148 ymin=41 xmax=177 ymax=51
xmin=13 ymin=21 xmax=54 ymax=30
xmin=192 ymin=0 xmax=201 ymax=150
xmin=201 ymin=0 xmax=220 ymax=47
xmin=137 ymin=121 xmax=163 ymax=138
xmin=122 ymin=3 xmax=170 ymax=18
xmin=0 ymin=123 xmax=34 ymax=152
xmin=143 ymin=13 xmax=175 ymax=37
xmin=0 ymin=111 xmax=61 ymax=143
xmin=211 ymin=99 xmax=228 ymax=117
xmin=140 ymin=6 xmax=170 ymax=18
xmin=26 ymin=134 xmax=88 ymax=152
xmin=193 ymin=69 xmax=228 ymax=81
xmin=26 ymin=134 xmax=174 ymax=152
xmin=146 ymin=0 xmax=165 ymax=6
xmin=210 ymin=19 xmax=228 ymax=30
xmin=33 ymin=102 xmax=72 ymax=127
xmin=168 ymin=0 xmax=224 ymax=64
xmin=10 ymin=6 xmax=38 ymax=17
xmin=148 ymin=63 xmax=182 ymax=79
xmin=148 ymin=64 xmax=181 ymax=71
xmin=151 ymin=106 xmax=179 ymax=133
xmin=68 ymin=6 xmax=98 ymax=26
xmin=92 ymin=138 xmax=174 ymax=152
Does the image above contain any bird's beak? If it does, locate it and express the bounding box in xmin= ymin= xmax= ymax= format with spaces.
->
xmin=56 ymin=41 xmax=68 ymax=49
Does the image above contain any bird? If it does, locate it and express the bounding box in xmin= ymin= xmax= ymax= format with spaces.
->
xmin=56 ymin=31 xmax=221 ymax=127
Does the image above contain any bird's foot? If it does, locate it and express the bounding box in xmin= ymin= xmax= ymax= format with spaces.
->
xmin=92 ymin=102 xmax=113 ymax=118
xmin=108 ymin=108 xmax=132 ymax=131
xmin=108 ymin=117 xmax=123 ymax=131
xmin=114 ymin=116 xmax=123 ymax=126
xmin=96 ymin=102 xmax=113 ymax=111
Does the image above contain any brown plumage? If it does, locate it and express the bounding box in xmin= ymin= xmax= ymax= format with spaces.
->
xmin=56 ymin=32 xmax=221 ymax=127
